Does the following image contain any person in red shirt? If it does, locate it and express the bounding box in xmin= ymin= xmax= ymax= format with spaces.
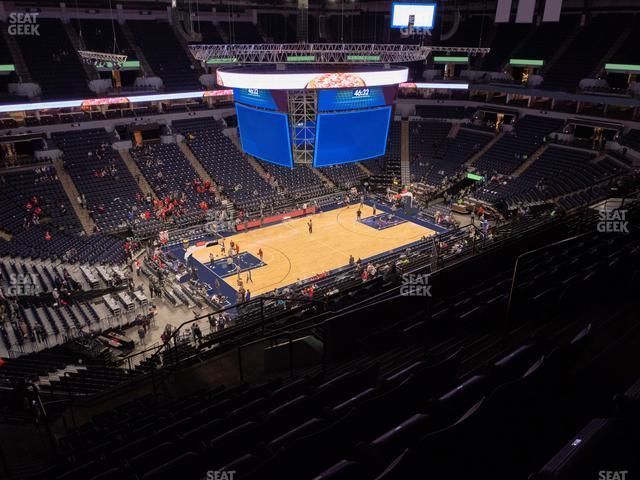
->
xmin=44 ymin=231 xmax=52 ymax=241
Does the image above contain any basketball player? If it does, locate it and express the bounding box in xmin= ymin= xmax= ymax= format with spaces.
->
xmin=372 ymin=202 xmax=377 ymax=216
xmin=220 ymin=239 xmax=226 ymax=254
xmin=209 ymin=252 xmax=215 ymax=265
xmin=356 ymin=208 xmax=362 ymax=221
xmin=246 ymin=269 xmax=253 ymax=284
xmin=307 ymin=219 xmax=313 ymax=234
xmin=258 ymin=248 xmax=264 ymax=261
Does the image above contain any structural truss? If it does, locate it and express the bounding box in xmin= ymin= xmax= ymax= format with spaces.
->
xmin=287 ymin=90 xmax=317 ymax=165
xmin=189 ymin=43 xmax=490 ymax=64
xmin=78 ymin=50 xmax=128 ymax=68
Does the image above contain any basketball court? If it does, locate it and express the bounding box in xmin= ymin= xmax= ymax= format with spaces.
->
xmin=189 ymin=204 xmax=437 ymax=296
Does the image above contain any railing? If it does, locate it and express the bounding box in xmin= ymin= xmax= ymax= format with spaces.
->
xmin=46 ymin=207 xmax=577 ymax=403
xmin=120 ymin=295 xmax=328 ymax=372
xmin=503 ymin=231 xmax=591 ymax=341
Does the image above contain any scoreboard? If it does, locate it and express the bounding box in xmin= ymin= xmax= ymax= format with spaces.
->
xmin=223 ymin=67 xmax=405 ymax=168
xmin=318 ymin=87 xmax=388 ymax=111
xmin=314 ymin=107 xmax=392 ymax=167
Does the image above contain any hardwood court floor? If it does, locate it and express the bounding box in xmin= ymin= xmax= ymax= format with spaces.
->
xmin=192 ymin=205 xmax=436 ymax=296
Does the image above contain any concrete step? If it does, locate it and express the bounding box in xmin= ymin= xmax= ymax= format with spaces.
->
xmin=246 ymin=155 xmax=272 ymax=182
xmin=447 ymin=122 xmax=461 ymax=139
xmin=52 ymin=158 xmax=96 ymax=235
xmin=465 ymin=131 xmax=504 ymax=167
xmin=177 ymin=141 xmax=211 ymax=183
xmin=400 ymin=120 xmax=411 ymax=185
xmin=178 ymin=141 xmax=235 ymax=205
xmin=170 ymin=22 xmax=204 ymax=74
xmin=62 ymin=21 xmax=98 ymax=81
xmin=311 ymin=166 xmax=336 ymax=188
xmin=512 ymin=143 xmax=550 ymax=177
xmin=356 ymin=162 xmax=372 ymax=176
xmin=1 ymin=25 xmax=33 ymax=82
xmin=215 ymin=22 xmax=230 ymax=43
xmin=120 ymin=21 xmax=155 ymax=76
xmin=118 ymin=149 xmax=157 ymax=200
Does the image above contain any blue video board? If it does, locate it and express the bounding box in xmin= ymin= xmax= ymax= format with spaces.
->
xmin=314 ymin=106 xmax=392 ymax=167
xmin=317 ymin=87 xmax=387 ymax=112
xmin=233 ymin=88 xmax=278 ymax=110
xmin=236 ymin=103 xmax=293 ymax=167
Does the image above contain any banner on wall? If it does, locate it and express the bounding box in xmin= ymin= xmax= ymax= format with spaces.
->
xmin=495 ymin=0 xmax=513 ymax=23
xmin=542 ymin=0 xmax=563 ymax=22
xmin=515 ymin=0 xmax=536 ymax=23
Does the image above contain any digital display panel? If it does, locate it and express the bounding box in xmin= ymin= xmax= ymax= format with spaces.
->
xmin=314 ymin=107 xmax=392 ymax=167
xmin=217 ymin=68 xmax=409 ymax=90
xmin=233 ymin=88 xmax=278 ymax=110
xmin=236 ymin=103 xmax=293 ymax=168
xmin=391 ymin=3 xmax=436 ymax=28
xmin=318 ymin=87 xmax=388 ymax=112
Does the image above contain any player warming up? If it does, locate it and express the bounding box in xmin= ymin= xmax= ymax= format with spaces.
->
xmin=307 ymin=219 xmax=313 ymax=234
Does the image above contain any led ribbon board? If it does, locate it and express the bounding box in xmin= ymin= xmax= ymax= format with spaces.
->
xmin=232 ymin=88 xmax=278 ymax=110
xmin=216 ymin=68 xmax=409 ymax=90
xmin=0 ymin=90 xmax=233 ymax=113
xmin=509 ymin=58 xmax=544 ymax=67
xmin=318 ymin=87 xmax=388 ymax=112
xmin=399 ymin=82 xmax=469 ymax=90
xmin=604 ymin=63 xmax=640 ymax=74
xmin=433 ymin=56 xmax=469 ymax=64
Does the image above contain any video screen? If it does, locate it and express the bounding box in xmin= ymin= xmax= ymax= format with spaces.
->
xmin=233 ymin=88 xmax=278 ymax=110
xmin=318 ymin=87 xmax=388 ymax=112
xmin=314 ymin=106 xmax=392 ymax=167
xmin=391 ymin=3 xmax=436 ymax=28
xmin=236 ymin=103 xmax=293 ymax=168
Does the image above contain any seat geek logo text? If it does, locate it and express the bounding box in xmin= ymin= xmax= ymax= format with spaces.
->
xmin=8 ymin=12 xmax=40 ymax=36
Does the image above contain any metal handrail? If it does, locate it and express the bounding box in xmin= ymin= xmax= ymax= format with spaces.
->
xmin=120 ymin=295 xmax=327 ymax=370
xmin=503 ymin=231 xmax=592 ymax=340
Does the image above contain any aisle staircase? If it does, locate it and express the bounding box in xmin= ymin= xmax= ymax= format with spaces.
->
xmin=52 ymin=158 xmax=96 ymax=234
xmin=356 ymin=162 xmax=372 ymax=176
xmin=1 ymin=25 xmax=32 ymax=82
xmin=178 ymin=141 xmax=213 ymax=183
xmin=448 ymin=122 xmax=461 ymax=139
xmin=120 ymin=22 xmax=155 ymax=76
xmin=311 ymin=167 xmax=336 ymax=189
xmin=62 ymin=21 xmax=98 ymax=81
xmin=400 ymin=120 xmax=411 ymax=185
xmin=512 ymin=143 xmax=550 ymax=177
xmin=465 ymin=131 xmax=504 ymax=167
xmin=118 ymin=150 xmax=157 ymax=200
